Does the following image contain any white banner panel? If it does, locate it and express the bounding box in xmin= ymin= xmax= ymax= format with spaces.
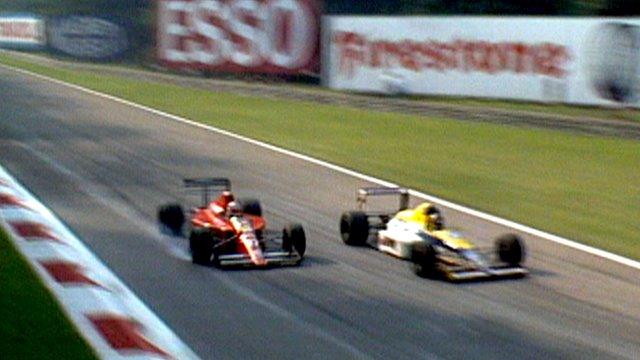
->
xmin=322 ymin=16 xmax=640 ymax=106
xmin=0 ymin=16 xmax=45 ymax=47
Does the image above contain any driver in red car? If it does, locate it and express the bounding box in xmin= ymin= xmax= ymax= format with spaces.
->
xmin=209 ymin=191 xmax=235 ymax=215
xmin=225 ymin=201 xmax=242 ymax=218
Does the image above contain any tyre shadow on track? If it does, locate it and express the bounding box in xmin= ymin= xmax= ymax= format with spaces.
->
xmin=206 ymin=255 xmax=338 ymax=272
xmin=355 ymin=238 xmax=556 ymax=285
xmin=441 ymin=267 xmax=556 ymax=287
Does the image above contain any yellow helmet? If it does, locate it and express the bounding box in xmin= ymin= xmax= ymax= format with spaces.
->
xmin=423 ymin=205 xmax=444 ymax=231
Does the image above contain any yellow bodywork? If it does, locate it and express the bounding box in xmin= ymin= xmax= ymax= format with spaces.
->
xmin=394 ymin=202 xmax=475 ymax=250
xmin=394 ymin=203 xmax=433 ymax=224
xmin=431 ymin=230 xmax=475 ymax=250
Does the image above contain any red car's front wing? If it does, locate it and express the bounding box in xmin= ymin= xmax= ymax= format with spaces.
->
xmin=217 ymin=251 xmax=302 ymax=267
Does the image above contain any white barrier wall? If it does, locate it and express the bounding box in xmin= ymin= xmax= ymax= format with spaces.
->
xmin=322 ymin=16 xmax=640 ymax=106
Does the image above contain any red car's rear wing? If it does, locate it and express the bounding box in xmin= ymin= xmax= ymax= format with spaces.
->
xmin=183 ymin=177 xmax=231 ymax=206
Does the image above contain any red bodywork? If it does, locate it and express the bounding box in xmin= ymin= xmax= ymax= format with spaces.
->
xmin=190 ymin=194 xmax=267 ymax=266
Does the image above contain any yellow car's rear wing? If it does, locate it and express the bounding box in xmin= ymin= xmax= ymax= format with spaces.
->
xmin=357 ymin=187 xmax=410 ymax=212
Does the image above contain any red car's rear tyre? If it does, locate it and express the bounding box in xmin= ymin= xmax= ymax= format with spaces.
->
xmin=158 ymin=203 xmax=185 ymax=236
xmin=283 ymin=224 xmax=306 ymax=259
xmin=240 ymin=199 xmax=262 ymax=216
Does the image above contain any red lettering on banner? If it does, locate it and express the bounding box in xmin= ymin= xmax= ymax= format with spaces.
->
xmin=9 ymin=221 xmax=62 ymax=243
xmin=157 ymin=0 xmax=320 ymax=74
xmin=39 ymin=261 xmax=103 ymax=287
xmin=87 ymin=314 xmax=169 ymax=357
xmin=0 ymin=21 xmax=38 ymax=40
xmin=333 ymin=31 xmax=571 ymax=78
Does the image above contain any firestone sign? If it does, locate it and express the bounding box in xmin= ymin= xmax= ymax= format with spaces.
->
xmin=332 ymin=32 xmax=571 ymax=79
xmin=157 ymin=0 xmax=320 ymax=74
xmin=323 ymin=17 xmax=640 ymax=106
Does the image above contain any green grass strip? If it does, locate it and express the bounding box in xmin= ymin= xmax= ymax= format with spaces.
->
xmin=0 ymin=227 xmax=97 ymax=359
xmin=408 ymin=95 xmax=640 ymax=123
xmin=1 ymin=53 xmax=639 ymax=260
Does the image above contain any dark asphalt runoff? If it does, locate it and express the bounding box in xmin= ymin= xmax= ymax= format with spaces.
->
xmin=1 ymin=65 xmax=639 ymax=360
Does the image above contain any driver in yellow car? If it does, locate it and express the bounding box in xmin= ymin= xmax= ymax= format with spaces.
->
xmin=395 ymin=203 xmax=444 ymax=231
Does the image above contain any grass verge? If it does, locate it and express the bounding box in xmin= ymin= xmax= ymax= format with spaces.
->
xmin=402 ymin=94 xmax=640 ymax=123
xmin=0 ymin=227 xmax=97 ymax=359
xmin=0 ymin=53 xmax=638 ymax=260
xmin=6 ymin=49 xmax=640 ymax=123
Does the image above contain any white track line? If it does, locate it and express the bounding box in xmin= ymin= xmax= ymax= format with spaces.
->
xmin=2 ymin=62 xmax=639 ymax=272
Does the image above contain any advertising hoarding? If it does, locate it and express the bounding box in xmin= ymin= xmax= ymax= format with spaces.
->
xmin=323 ymin=16 xmax=640 ymax=106
xmin=0 ymin=15 xmax=45 ymax=49
xmin=157 ymin=0 xmax=321 ymax=75
xmin=47 ymin=16 xmax=130 ymax=61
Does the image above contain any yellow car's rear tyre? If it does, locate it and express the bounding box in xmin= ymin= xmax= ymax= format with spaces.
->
xmin=340 ymin=211 xmax=369 ymax=246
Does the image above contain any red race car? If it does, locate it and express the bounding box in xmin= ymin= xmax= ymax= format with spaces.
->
xmin=158 ymin=178 xmax=306 ymax=267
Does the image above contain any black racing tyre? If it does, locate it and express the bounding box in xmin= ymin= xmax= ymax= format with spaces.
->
xmin=158 ymin=203 xmax=185 ymax=236
xmin=283 ymin=224 xmax=306 ymax=258
xmin=495 ymin=234 xmax=525 ymax=266
xmin=189 ymin=228 xmax=216 ymax=266
xmin=340 ymin=211 xmax=369 ymax=246
xmin=411 ymin=242 xmax=438 ymax=278
xmin=240 ymin=198 xmax=262 ymax=216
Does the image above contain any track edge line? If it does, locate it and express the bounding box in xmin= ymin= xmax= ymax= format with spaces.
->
xmin=2 ymin=61 xmax=638 ymax=272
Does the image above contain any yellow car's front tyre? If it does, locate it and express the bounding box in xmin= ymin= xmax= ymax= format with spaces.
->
xmin=496 ymin=234 xmax=525 ymax=265
xmin=412 ymin=242 xmax=438 ymax=278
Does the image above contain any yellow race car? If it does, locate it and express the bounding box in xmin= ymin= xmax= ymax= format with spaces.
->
xmin=340 ymin=187 xmax=528 ymax=281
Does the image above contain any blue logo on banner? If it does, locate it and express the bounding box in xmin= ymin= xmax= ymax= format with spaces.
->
xmin=48 ymin=16 xmax=129 ymax=60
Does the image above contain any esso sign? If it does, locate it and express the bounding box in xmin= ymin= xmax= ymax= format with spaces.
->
xmin=157 ymin=0 xmax=320 ymax=74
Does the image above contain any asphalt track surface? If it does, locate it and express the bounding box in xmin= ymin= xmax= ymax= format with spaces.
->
xmin=1 ymin=66 xmax=639 ymax=360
